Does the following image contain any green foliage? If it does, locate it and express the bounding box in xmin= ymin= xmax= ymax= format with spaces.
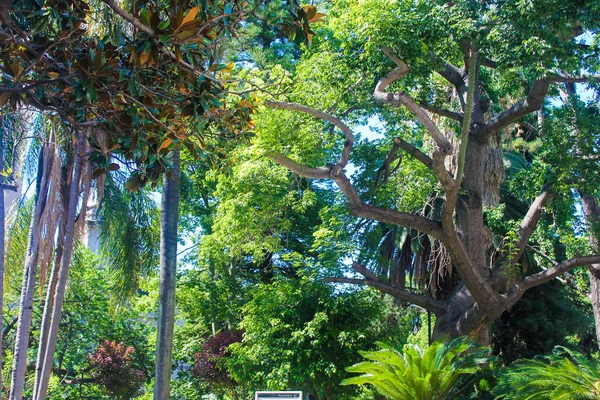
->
xmin=227 ymin=278 xmax=406 ymax=399
xmin=493 ymin=346 xmax=600 ymax=399
xmin=43 ymin=246 xmax=154 ymax=399
xmin=341 ymin=336 xmax=494 ymax=400
xmin=99 ymin=174 xmax=160 ymax=300
xmin=491 ymin=279 xmax=592 ymax=364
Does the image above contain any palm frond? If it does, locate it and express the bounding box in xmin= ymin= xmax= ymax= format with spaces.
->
xmin=98 ymin=174 xmax=159 ymax=301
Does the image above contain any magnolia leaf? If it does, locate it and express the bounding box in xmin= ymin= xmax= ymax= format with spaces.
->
xmin=158 ymin=138 xmax=173 ymax=152
xmin=140 ymin=8 xmax=151 ymax=26
xmin=174 ymin=47 xmax=183 ymax=62
xmin=139 ymin=49 xmax=152 ymax=66
xmin=180 ymin=6 xmax=199 ymax=27
xmin=0 ymin=93 xmax=9 ymax=108
xmin=91 ymin=168 xmax=106 ymax=179
xmin=124 ymin=175 xmax=143 ymax=193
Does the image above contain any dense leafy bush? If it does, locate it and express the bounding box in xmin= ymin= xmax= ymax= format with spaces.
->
xmin=193 ymin=330 xmax=244 ymax=387
xmin=89 ymin=340 xmax=146 ymax=399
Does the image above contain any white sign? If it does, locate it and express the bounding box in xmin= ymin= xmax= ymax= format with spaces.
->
xmin=255 ymin=391 xmax=303 ymax=400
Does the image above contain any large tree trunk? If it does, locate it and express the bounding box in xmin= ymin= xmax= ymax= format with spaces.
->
xmin=34 ymin=131 xmax=86 ymax=400
xmin=154 ymin=148 xmax=181 ymax=400
xmin=10 ymin=144 xmax=53 ymax=400
xmin=579 ymin=192 xmax=600 ymax=347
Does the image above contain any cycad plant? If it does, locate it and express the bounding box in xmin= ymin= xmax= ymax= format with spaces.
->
xmin=493 ymin=346 xmax=600 ymax=399
xmin=341 ymin=336 xmax=493 ymax=400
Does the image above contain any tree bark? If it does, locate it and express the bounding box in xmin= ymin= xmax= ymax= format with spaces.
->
xmin=0 ymin=122 xmax=6 ymax=398
xmin=32 ymin=241 xmax=63 ymax=398
xmin=10 ymin=143 xmax=53 ymax=400
xmin=33 ymin=159 xmax=71 ymax=397
xmin=154 ymin=148 xmax=180 ymax=400
xmin=34 ymin=131 xmax=86 ymax=400
xmin=579 ymin=192 xmax=600 ymax=348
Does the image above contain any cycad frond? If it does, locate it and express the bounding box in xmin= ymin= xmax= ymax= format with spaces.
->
xmin=342 ymin=337 xmax=493 ymax=400
xmin=493 ymin=346 xmax=600 ymax=400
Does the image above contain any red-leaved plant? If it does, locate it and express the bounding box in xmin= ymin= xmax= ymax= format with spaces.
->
xmin=193 ymin=330 xmax=244 ymax=386
xmin=89 ymin=340 xmax=146 ymax=399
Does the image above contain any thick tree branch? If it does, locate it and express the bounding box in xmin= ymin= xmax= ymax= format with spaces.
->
xmin=455 ymin=47 xmax=478 ymax=187
xmin=269 ymin=153 xmax=444 ymax=238
xmin=267 ymin=154 xmax=331 ymax=179
xmin=0 ymin=183 xmax=17 ymax=191
xmin=507 ymin=255 xmax=600 ymax=305
xmin=325 ymin=262 xmax=448 ymax=314
xmin=331 ymin=170 xmax=444 ymax=238
xmin=428 ymin=51 xmax=466 ymax=91
xmin=392 ymin=138 xmax=432 ymax=169
xmin=482 ymin=76 xmax=596 ymax=138
xmin=419 ymin=102 xmax=464 ymax=122
xmin=374 ymin=46 xmax=453 ymax=155
xmin=265 ymin=101 xmax=354 ymax=167
xmin=507 ymin=184 xmax=553 ymax=267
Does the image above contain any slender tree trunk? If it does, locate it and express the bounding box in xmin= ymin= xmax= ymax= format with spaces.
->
xmin=154 ymin=148 xmax=180 ymax=400
xmin=34 ymin=132 xmax=86 ymax=400
xmin=32 ymin=242 xmax=63 ymax=397
xmin=579 ymin=192 xmax=600 ymax=347
xmin=33 ymin=163 xmax=70 ymax=397
xmin=10 ymin=144 xmax=54 ymax=400
xmin=0 ymin=127 xmax=6 ymax=398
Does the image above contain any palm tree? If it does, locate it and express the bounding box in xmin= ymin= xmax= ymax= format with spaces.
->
xmin=154 ymin=148 xmax=181 ymax=399
xmin=341 ymin=336 xmax=493 ymax=400
xmin=33 ymin=130 xmax=89 ymax=400
xmin=493 ymin=346 xmax=600 ymax=399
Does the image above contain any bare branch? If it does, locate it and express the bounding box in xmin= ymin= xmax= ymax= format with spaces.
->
xmin=267 ymin=154 xmax=331 ymax=179
xmin=0 ymin=183 xmax=17 ymax=192
xmin=507 ymin=184 xmax=553 ymax=267
xmin=419 ymin=103 xmax=464 ymax=122
xmin=374 ymin=46 xmax=453 ymax=155
xmin=325 ymin=262 xmax=449 ymax=314
xmin=269 ymin=152 xmax=444 ymax=238
xmin=483 ymin=75 xmax=597 ymax=138
xmin=428 ymin=51 xmax=466 ymax=91
xmin=265 ymin=100 xmax=354 ymax=167
xmin=331 ymin=171 xmax=444 ymax=238
xmin=0 ymin=75 xmax=80 ymax=93
xmin=393 ymin=138 xmax=433 ymax=169
xmin=507 ymin=254 xmax=600 ymax=304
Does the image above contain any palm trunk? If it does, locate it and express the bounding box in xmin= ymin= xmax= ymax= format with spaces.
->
xmin=34 ymin=131 xmax=86 ymax=400
xmin=32 ymin=242 xmax=63 ymax=398
xmin=579 ymin=192 xmax=600 ymax=348
xmin=0 ymin=127 xmax=6 ymax=398
xmin=10 ymin=144 xmax=53 ymax=400
xmin=154 ymin=148 xmax=181 ymax=400
xmin=33 ymin=162 xmax=71 ymax=398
